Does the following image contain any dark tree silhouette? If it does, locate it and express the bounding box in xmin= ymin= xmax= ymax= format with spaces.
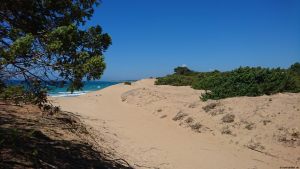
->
xmin=290 ymin=62 xmax=300 ymax=75
xmin=174 ymin=66 xmax=193 ymax=75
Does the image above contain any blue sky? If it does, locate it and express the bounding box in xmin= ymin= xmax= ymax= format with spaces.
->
xmin=84 ymin=0 xmax=300 ymax=80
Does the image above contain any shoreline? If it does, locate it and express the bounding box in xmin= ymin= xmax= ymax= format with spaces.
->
xmin=51 ymin=79 xmax=300 ymax=169
xmin=48 ymin=81 xmax=121 ymax=97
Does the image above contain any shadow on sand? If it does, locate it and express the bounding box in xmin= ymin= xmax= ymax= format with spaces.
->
xmin=0 ymin=103 xmax=132 ymax=169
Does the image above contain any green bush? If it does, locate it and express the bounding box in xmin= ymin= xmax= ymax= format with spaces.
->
xmin=0 ymin=85 xmax=25 ymax=104
xmin=155 ymin=64 xmax=300 ymax=101
xmin=0 ymin=80 xmax=52 ymax=111
xmin=155 ymin=75 xmax=196 ymax=86
xmin=289 ymin=62 xmax=300 ymax=88
xmin=199 ymin=67 xmax=299 ymax=100
xmin=174 ymin=66 xmax=193 ymax=75
xmin=191 ymin=71 xmax=223 ymax=90
xmin=290 ymin=62 xmax=300 ymax=75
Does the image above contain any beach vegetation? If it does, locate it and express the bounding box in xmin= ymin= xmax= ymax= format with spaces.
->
xmin=174 ymin=66 xmax=193 ymax=75
xmin=290 ymin=62 xmax=300 ymax=75
xmin=190 ymin=122 xmax=202 ymax=132
xmin=172 ymin=110 xmax=188 ymax=121
xmin=155 ymin=63 xmax=300 ymax=100
xmin=221 ymin=114 xmax=235 ymax=123
xmin=185 ymin=117 xmax=194 ymax=124
xmin=202 ymin=102 xmax=220 ymax=112
xmin=0 ymin=0 xmax=110 ymax=106
xmin=221 ymin=126 xmax=232 ymax=135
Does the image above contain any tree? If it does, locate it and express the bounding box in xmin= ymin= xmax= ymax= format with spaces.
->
xmin=290 ymin=62 xmax=300 ymax=75
xmin=174 ymin=66 xmax=192 ymax=75
xmin=0 ymin=0 xmax=111 ymax=103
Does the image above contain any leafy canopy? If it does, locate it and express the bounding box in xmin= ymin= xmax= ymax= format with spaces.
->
xmin=174 ymin=66 xmax=193 ymax=75
xmin=290 ymin=62 xmax=300 ymax=75
xmin=0 ymin=0 xmax=111 ymax=104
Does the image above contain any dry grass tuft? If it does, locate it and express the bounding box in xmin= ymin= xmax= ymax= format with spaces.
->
xmin=246 ymin=140 xmax=265 ymax=151
xmin=172 ymin=111 xmax=188 ymax=121
xmin=190 ymin=122 xmax=202 ymax=132
xmin=160 ymin=115 xmax=167 ymax=119
xmin=244 ymin=122 xmax=255 ymax=130
xmin=221 ymin=126 xmax=232 ymax=135
xmin=221 ymin=114 xmax=235 ymax=123
xmin=185 ymin=117 xmax=194 ymax=124
xmin=202 ymin=102 xmax=220 ymax=112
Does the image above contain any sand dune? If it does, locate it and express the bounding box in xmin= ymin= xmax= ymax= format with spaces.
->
xmin=52 ymin=79 xmax=300 ymax=169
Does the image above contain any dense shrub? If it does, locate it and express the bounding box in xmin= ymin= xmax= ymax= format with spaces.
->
xmin=199 ymin=67 xmax=299 ymax=100
xmin=289 ymin=62 xmax=300 ymax=88
xmin=0 ymin=80 xmax=52 ymax=110
xmin=191 ymin=71 xmax=223 ymax=90
xmin=155 ymin=64 xmax=300 ymax=101
xmin=290 ymin=62 xmax=300 ymax=75
xmin=0 ymin=85 xmax=25 ymax=104
xmin=174 ymin=66 xmax=193 ymax=75
xmin=155 ymin=75 xmax=196 ymax=86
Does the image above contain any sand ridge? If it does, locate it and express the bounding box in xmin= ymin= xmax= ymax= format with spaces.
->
xmin=52 ymin=79 xmax=300 ymax=169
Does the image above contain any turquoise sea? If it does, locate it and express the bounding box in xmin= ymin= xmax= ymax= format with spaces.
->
xmin=48 ymin=81 xmax=119 ymax=97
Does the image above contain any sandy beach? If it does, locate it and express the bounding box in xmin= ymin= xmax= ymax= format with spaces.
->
xmin=52 ymin=79 xmax=300 ymax=169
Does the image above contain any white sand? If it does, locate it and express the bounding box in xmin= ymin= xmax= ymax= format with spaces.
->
xmin=52 ymin=79 xmax=300 ymax=169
